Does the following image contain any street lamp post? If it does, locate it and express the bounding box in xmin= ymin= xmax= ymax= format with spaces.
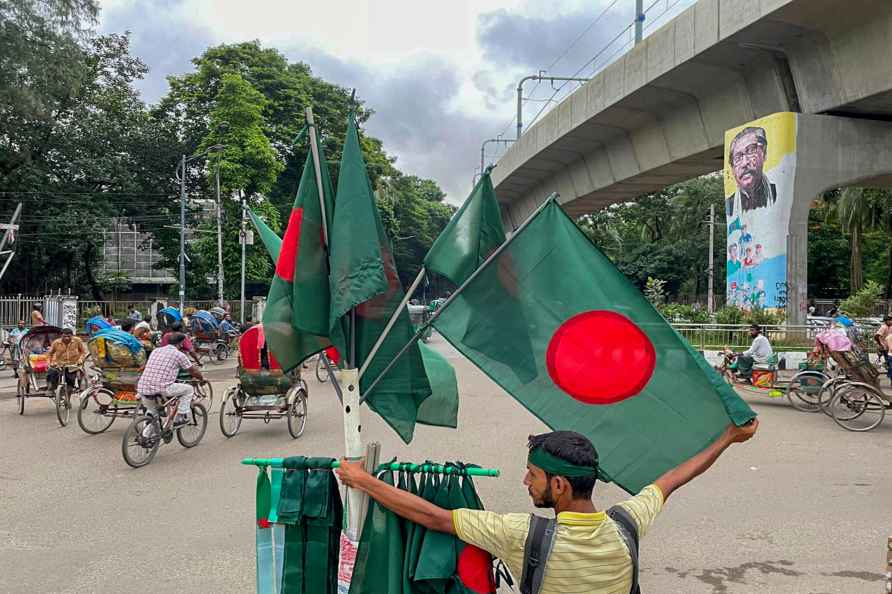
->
xmin=215 ymin=158 xmax=224 ymax=306
xmin=175 ymin=144 xmax=225 ymax=314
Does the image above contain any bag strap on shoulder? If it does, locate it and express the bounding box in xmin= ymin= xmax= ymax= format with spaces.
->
xmin=519 ymin=514 xmax=557 ymax=594
xmin=607 ymin=505 xmax=641 ymax=594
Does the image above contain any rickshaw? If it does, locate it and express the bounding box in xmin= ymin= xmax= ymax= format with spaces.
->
xmin=77 ymin=330 xmax=213 ymax=434
xmin=219 ymin=323 xmax=308 ymax=439
xmin=715 ymin=350 xmax=831 ymax=410
xmin=190 ymin=310 xmax=230 ymax=364
xmin=16 ymin=325 xmax=86 ymax=426
xmin=84 ymin=315 xmax=113 ymax=336
xmin=812 ymin=340 xmax=889 ymax=432
xmin=156 ymin=306 xmax=182 ymax=330
xmin=407 ymin=301 xmax=432 ymax=342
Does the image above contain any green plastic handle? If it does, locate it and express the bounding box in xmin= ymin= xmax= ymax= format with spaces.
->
xmin=241 ymin=457 xmax=499 ymax=477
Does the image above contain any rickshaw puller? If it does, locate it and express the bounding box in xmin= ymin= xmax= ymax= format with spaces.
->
xmin=46 ymin=327 xmax=87 ymax=392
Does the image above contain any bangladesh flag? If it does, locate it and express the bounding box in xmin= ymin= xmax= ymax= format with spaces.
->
xmin=327 ymin=114 xmax=434 ymax=443
xmin=249 ymin=209 xmax=282 ymax=263
xmin=425 ymin=169 xmax=536 ymax=384
xmin=262 ymin=127 xmax=335 ymax=372
xmin=433 ymin=198 xmax=756 ymax=493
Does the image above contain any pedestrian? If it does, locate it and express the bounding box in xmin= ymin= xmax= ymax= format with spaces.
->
xmin=337 ymin=421 xmax=759 ymax=593
xmin=30 ymin=303 xmax=45 ymax=327
xmin=128 ymin=306 xmax=143 ymax=322
xmin=874 ymin=314 xmax=892 ymax=359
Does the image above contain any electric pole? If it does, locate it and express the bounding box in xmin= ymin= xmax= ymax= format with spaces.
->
xmin=178 ymin=155 xmax=186 ymax=314
xmin=635 ymin=0 xmax=644 ymax=44
xmin=240 ymin=191 xmax=247 ymax=325
xmin=516 ymin=73 xmax=589 ymax=139
xmin=215 ymin=158 xmax=224 ymax=306
xmin=707 ymin=203 xmax=715 ymax=314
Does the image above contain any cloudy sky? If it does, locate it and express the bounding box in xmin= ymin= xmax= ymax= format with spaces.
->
xmin=98 ymin=0 xmax=694 ymax=204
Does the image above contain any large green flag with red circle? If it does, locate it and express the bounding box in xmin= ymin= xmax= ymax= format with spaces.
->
xmin=327 ymin=114 xmax=434 ymax=443
xmin=432 ymin=198 xmax=756 ymax=494
xmin=248 ymin=209 xmax=282 ymax=264
xmin=262 ymin=127 xmax=334 ymax=372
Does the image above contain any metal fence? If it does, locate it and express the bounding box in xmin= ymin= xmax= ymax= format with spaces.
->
xmin=672 ymin=321 xmax=881 ymax=352
xmin=0 ymin=295 xmax=42 ymax=326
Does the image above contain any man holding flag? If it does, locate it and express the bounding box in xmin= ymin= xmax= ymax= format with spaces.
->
xmin=337 ymin=419 xmax=757 ymax=593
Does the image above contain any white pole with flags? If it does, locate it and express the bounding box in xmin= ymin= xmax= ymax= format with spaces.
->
xmin=306 ymin=106 xmax=368 ymax=590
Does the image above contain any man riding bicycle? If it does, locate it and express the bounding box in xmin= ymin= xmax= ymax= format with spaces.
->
xmin=47 ymin=327 xmax=87 ymax=393
xmin=136 ymin=332 xmax=204 ymax=427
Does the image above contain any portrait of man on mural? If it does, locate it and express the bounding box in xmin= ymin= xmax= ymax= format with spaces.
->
xmin=725 ymin=126 xmax=777 ymax=217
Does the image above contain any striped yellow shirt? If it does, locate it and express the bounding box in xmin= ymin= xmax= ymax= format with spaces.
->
xmin=452 ymin=484 xmax=663 ymax=594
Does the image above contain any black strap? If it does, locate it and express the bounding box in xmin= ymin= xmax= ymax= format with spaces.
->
xmin=520 ymin=514 xmax=557 ymax=594
xmin=607 ymin=506 xmax=641 ymax=594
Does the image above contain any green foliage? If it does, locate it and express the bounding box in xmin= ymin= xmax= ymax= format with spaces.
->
xmin=840 ymin=280 xmax=884 ymax=317
xmin=644 ymin=277 xmax=667 ymax=306
xmin=658 ymin=303 xmax=710 ymax=323
xmin=746 ymin=307 xmax=785 ymax=326
xmin=714 ymin=306 xmax=747 ymax=325
xmin=580 ymin=175 xmax=725 ymax=301
xmin=375 ymin=174 xmax=455 ymax=289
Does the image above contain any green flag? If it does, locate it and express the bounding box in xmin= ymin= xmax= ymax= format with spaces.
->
xmin=424 ymin=170 xmax=505 ymax=285
xmin=433 ymin=199 xmax=756 ymax=494
xmin=262 ymin=127 xmax=334 ymax=372
xmin=327 ymin=114 xmax=432 ymax=443
xmin=248 ymin=209 xmax=282 ymax=263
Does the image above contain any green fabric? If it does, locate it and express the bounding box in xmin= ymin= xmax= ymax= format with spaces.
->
xmin=413 ymin=473 xmax=460 ymax=592
xmin=348 ymin=470 xmax=405 ymax=594
xmin=268 ymin=468 xmax=285 ymax=524
xmin=327 ymin=114 xmax=432 ymax=443
xmin=278 ymin=457 xmax=342 ymax=594
xmin=528 ymin=447 xmax=598 ymax=477
xmin=416 ymin=341 xmax=458 ymax=428
xmin=256 ymin=467 xmax=276 ymax=594
xmin=249 ymin=209 xmax=282 ymax=263
xmin=433 ymin=200 xmax=757 ymax=494
xmin=263 ymin=126 xmax=334 ymax=372
xmin=424 ymin=171 xmax=505 ymax=286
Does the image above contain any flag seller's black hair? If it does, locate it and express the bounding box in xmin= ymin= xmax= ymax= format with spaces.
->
xmin=527 ymin=431 xmax=598 ymax=500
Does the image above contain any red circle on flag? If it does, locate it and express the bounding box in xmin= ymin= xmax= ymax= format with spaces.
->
xmin=546 ymin=310 xmax=655 ymax=404
xmin=456 ymin=545 xmax=495 ymax=593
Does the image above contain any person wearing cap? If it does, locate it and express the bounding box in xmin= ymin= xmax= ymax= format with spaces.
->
xmin=725 ymin=126 xmax=777 ymax=218
xmin=337 ymin=422 xmax=758 ymax=593
xmin=46 ymin=327 xmax=86 ymax=393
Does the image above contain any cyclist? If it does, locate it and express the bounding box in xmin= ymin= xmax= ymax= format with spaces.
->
xmin=136 ymin=332 xmax=204 ymax=428
xmin=160 ymin=322 xmax=201 ymax=365
xmin=46 ymin=327 xmax=87 ymax=393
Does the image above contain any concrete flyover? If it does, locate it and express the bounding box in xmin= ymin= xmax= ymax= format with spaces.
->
xmin=493 ymin=0 xmax=892 ymax=224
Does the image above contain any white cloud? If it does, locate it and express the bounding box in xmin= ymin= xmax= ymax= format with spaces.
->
xmin=97 ymin=0 xmax=693 ymax=203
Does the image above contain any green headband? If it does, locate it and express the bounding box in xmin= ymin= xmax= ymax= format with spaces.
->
xmin=528 ymin=447 xmax=597 ymax=478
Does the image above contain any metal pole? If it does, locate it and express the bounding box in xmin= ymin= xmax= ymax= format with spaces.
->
xmin=707 ymin=203 xmax=715 ymax=314
xmin=178 ymin=155 xmax=186 ymax=314
xmin=240 ymin=191 xmax=246 ymax=325
xmin=0 ymin=202 xmax=22 ymax=253
xmin=361 ymin=193 xmax=558 ymax=402
xmin=634 ymin=0 xmax=644 ymax=44
xmin=305 ymin=107 xmax=329 ymax=249
xmin=358 ymin=266 xmax=426 ymax=380
xmin=516 ymin=74 xmax=589 ymax=138
xmin=215 ymin=158 xmax=224 ymax=305
xmin=481 ymin=138 xmax=514 ymax=176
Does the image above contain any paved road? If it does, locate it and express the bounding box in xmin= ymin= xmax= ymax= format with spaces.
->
xmin=0 ymin=336 xmax=889 ymax=593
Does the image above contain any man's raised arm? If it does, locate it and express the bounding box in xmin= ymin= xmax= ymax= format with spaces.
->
xmin=654 ymin=420 xmax=758 ymax=500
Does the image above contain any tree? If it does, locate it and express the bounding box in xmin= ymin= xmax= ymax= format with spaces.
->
xmin=0 ymin=30 xmax=184 ymax=297
xmin=194 ymin=72 xmax=284 ymax=296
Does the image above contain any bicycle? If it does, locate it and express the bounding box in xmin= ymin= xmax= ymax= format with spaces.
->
xmin=121 ymin=390 xmax=208 ymax=468
xmin=51 ymin=364 xmax=86 ymax=427
xmin=315 ymin=353 xmax=329 ymax=383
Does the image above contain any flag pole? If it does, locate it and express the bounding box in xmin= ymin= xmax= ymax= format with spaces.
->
xmin=357 ymin=266 xmax=426 ymax=380
xmin=360 ymin=193 xmax=558 ymax=403
xmin=311 ymin=99 xmax=367 ymax=589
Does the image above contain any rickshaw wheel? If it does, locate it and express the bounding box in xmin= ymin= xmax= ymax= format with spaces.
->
xmin=212 ymin=343 xmax=229 ymax=364
xmin=54 ymin=384 xmax=72 ymax=427
xmin=786 ymin=370 xmax=829 ymax=413
xmin=287 ymin=386 xmax=308 ymax=439
xmin=77 ymin=387 xmax=116 ymax=435
xmin=16 ymin=374 xmax=27 ymax=415
xmin=219 ymin=387 xmax=243 ymax=438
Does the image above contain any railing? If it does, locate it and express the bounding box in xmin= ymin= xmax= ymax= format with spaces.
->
xmin=0 ymin=295 xmax=43 ymax=326
xmin=671 ymin=321 xmax=880 ymax=352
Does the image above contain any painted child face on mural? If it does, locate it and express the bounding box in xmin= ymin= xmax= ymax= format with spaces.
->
xmin=731 ymin=130 xmax=767 ymax=194
xmin=728 ymin=244 xmax=738 ymax=262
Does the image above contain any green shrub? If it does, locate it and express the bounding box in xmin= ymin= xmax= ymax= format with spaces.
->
xmin=714 ymin=306 xmax=746 ymax=325
xmin=840 ymin=280 xmax=884 ymax=317
xmin=746 ymin=307 xmax=785 ymax=326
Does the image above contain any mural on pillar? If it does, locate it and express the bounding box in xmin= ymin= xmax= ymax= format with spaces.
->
xmin=724 ymin=112 xmax=798 ymax=310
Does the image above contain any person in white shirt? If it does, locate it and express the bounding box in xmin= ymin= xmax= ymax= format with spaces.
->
xmin=729 ymin=324 xmax=772 ymax=380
